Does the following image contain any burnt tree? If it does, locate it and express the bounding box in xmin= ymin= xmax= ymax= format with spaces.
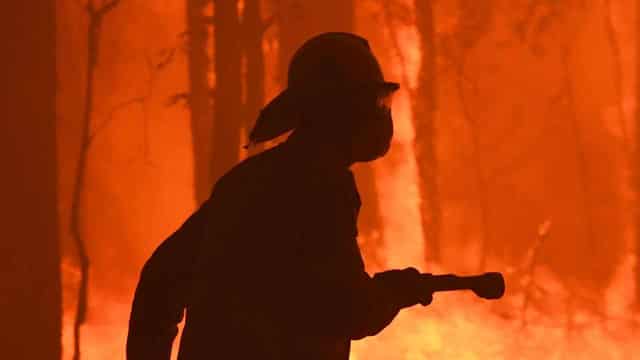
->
xmin=70 ymin=2 xmax=121 ymax=359
xmin=188 ymin=0 xmax=269 ymax=201
xmin=1 ymin=2 xmax=61 ymax=359
xmin=187 ymin=0 xmax=215 ymax=204
xmin=211 ymin=0 xmax=244 ymax=183
xmin=186 ymin=0 xmax=244 ymax=196
xmin=636 ymin=0 xmax=640 ymax=307
xmin=242 ymin=0 xmax=268 ymax=156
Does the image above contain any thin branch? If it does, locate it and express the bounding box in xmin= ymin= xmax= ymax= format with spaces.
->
xmin=88 ymin=48 xmax=171 ymax=159
xmin=154 ymin=48 xmax=176 ymax=70
xmin=520 ymin=221 xmax=551 ymax=328
xmin=87 ymin=97 xmax=146 ymax=147
xmin=166 ymin=92 xmax=191 ymax=107
xmin=140 ymin=51 xmax=160 ymax=163
xmin=96 ymin=0 xmax=120 ymax=16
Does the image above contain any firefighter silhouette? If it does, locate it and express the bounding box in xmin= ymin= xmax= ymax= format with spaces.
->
xmin=127 ymin=32 xmax=434 ymax=360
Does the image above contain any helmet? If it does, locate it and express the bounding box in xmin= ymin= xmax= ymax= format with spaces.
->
xmin=248 ymin=32 xmax=399 ymax=145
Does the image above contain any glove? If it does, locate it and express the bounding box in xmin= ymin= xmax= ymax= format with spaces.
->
xmin=373 ymin=267 xmax=433 ymax=309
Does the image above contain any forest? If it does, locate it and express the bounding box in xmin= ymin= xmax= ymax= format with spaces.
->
xmin=3 ymin=0 xmax=640 ymax=359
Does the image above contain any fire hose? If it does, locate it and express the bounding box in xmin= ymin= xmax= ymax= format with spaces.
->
xmin=421 ymin=272 xmax=505 ymax=300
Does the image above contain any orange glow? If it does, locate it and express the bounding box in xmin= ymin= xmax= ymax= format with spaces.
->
xmin=353 ymin=1 xmax=640 ymax=358
xmin=58 ymin=0 xmax=640 ymax=359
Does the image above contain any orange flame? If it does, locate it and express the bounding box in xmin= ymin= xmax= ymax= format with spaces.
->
xmin=60 ymin=1 xmax=640 ymax=358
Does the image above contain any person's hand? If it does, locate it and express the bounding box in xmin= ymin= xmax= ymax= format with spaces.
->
xmin=374 ymin=268 xmax=432 ymax=309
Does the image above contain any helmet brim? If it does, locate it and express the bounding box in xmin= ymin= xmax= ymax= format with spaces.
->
xmin=247 ymin=81 xmax=400 ymax=146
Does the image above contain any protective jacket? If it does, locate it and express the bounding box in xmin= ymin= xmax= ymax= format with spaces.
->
xmin=127 ymin=140 xmax=419 ymax=360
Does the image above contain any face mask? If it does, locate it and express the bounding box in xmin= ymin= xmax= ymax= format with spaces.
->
xmin=349 ymin=92 xmax=395 ymax=162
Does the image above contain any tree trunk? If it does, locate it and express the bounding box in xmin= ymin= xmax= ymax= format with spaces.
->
xmin=413 ymin=0 xmax=442 ymax=264
xmin=275 ymin=0 xmax=385 ymax=268
xmin=0 ymin=2 xmax=61 ymax=358
xmin=635 ymin=0 xmax=640 ymax=307
xmin=187 ymin=0 xmax=215 ymax=203
xmin=243 ymin=0 xmax=266 ymax=156
xmin=189 ymin=0 xmax=264 ymax=198
xmin=211 ymin=0 xmax=243 ymax=183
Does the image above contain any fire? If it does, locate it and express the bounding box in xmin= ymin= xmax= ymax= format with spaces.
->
xmin=62 ymin=271 xmax=639 ymax=359
xmin=368 ymin=7 xmax=425 ymax=271
xmin=351 ymin=266 xmax=639 ymax=359
xmin=59 ymin=0 xmax=640 ymax=359
xmin=374 ymin=80 xmax=425 ymax=270
xmin=62 ymin=261 xmax=183 ymax=360
xmin=352 ymin=2 xmax=640 ymax=358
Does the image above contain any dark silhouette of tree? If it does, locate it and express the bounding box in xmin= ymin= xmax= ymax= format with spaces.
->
xmin=211 ymin=1 xmax=244 ymax=184
xmin=186 ymin=0 xmax=271 ymax=202
xmin=636 ymin=0 xmax=640 ymax=308
xmin=186 ymin=0 xmax=214 ymax=204
xmin=1 ymin=3 xmax=60 ymax=359
xmin=242 ymin=0 xmax=270 ymax=156
xmin=71 ymin=1 xmax=121 ymax=359
xmin=184 ymin=0 xmax=246 ymax=198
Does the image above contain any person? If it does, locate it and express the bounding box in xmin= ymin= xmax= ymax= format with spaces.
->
xmin=127 ymin=32 xmax=433 ymax=360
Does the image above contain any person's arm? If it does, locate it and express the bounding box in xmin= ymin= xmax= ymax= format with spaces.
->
xmin=292 ymin=175 xmax=430 ymax=340
xmin=296 ymin=233 xmax=428 ymax=340
xmin=126 ymin=201 xmax=210 ymax=359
